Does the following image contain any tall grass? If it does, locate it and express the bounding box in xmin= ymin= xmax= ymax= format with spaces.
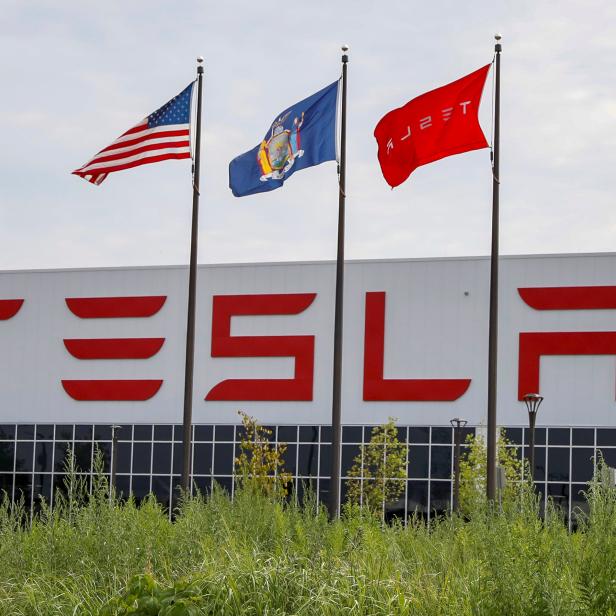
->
xmin=2 ymin=469 xmax=616 ymax=614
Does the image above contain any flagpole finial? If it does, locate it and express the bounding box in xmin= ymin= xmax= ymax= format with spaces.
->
xmin=196 ymin=56 xmax=204 ymax=75
xmin=341 ymin=44 xmax=349 ymax=63
xmin=494 ymin=33 xmax=502 ymax=41
xmin=494 ymin=33 xmax=502 ymax=52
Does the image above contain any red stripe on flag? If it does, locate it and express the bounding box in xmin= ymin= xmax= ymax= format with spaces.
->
xmin=90 ymin=139 xmax=190 ymax=165
xmin=99 ymin=128 xmax=190 ymax=154
xmin=120 ymin=121 xmax=149 ymax=137
xmin=80 ymin=152 xmax=191 ymax=176
xmin=70 ymin=171 xmax=108 ymax=185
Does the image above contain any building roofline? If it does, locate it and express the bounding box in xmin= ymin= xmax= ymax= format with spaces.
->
xmin=1 ymin=251 xmax=616 ymax=275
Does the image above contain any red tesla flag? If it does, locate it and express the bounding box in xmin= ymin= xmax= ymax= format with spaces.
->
xmin=374 ymin=64 xmax=491 ymax=188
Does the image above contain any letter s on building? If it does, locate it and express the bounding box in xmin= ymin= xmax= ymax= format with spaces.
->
xmin=205 ymin=293 xmax=316 ymax=402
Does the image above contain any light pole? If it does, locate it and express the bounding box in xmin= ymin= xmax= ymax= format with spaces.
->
xmin=110 ymin=424 xmax=122 ymax=498
xmin=450 ymin=417 xmax=468 ymax=514
xmin=522 ymin=393 xmax=543 ymax=483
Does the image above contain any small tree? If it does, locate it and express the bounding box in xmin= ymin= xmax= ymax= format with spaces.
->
xmin=234 ymin=411 xmax=292 ymax=498
xmin=346 ymin=418 xmax=407 ymax=521
xmin=459 ymin=428 xmax=529 ymax=516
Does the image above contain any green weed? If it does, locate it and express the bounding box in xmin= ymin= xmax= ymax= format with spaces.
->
xmin=1 ymin=459 xmax=616 ymax=614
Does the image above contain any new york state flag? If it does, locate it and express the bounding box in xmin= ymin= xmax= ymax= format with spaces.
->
xmin=229 ymin=81 xmax=339 ymax=197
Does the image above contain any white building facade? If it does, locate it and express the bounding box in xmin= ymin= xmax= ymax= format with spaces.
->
xmin=1 ymin=253 xmax=615 ymax=518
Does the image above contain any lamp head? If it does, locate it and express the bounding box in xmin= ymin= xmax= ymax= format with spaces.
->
xmin=450 ymin=417 xmax=468 ymax=428
xmin=523 ymin=393 xmax=543 ymax=415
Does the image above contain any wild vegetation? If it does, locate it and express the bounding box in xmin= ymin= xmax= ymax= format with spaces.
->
xmin=1 ymin=431 xmax=616 ymax=615
xmin=459 ymin=428 xmax=529 ymax=516
xmin=346 ymin=417 xmax=407 ymax=521
xmin=233 ymin=411 xmax=292 ymax=498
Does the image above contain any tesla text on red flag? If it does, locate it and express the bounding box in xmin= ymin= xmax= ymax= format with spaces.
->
xmin=374 ymin=65 xmax=490 ymax=188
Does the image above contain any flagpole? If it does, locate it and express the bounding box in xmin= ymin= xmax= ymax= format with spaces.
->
xmin=181 ymin=57 xmax=204 ymax=493
xmin=328 ymin=45 xmax=348 ymax=520
xmin=486 ymin=35 xmax=501 ymax=501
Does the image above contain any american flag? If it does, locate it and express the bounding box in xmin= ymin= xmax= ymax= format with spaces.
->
xmin=72 ymin=82 xmax=194 ymax=185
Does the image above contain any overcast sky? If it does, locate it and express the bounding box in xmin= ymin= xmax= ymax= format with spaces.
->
xmin=2 ymin=1 xmax=615 ymax=270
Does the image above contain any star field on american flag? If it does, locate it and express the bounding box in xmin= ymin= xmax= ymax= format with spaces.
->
xmin=72 ymin=82 xmax=194 ymax=185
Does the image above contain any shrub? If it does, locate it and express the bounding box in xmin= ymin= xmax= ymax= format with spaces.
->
xmin=459 ymin=428 xmax=533 ymax=517
xmin=345 ymin=418 xmax=407 ymax=521
xmin=233 ymin=411 xmax=292 ymax=498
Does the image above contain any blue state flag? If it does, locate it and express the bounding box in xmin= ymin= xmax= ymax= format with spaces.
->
xmin=229 ymin=81 xmax=339 ymax=197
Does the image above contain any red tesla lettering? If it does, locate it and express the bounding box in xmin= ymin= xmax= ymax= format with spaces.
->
xmin=205 ymin=293 xmax=316 ymax=401
xmin=0 ymin=299 xmax=24 ymax=320
xmin=519 ymin=286 xmax=616 ymax=310
xmin=363 ymin=292 xmax=471 ymax=401
xmin=518 ymin=286 xmax=616 ymax=399
xmin=66 ymin=296 xmax=166 ymax=318
xmin=62 ymin=295 xmax=166 ymax=401
xmin=62 ymin=380 xmax=162 ymax=401
xmin=518 ymin=332 xmax=616 ymax=400
xmin=64 ymin=338 xmax=165 ymax=360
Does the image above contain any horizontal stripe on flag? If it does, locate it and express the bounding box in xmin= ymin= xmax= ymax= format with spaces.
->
xmin=83 ymin=173 xmax=107 ymax=185
xmin=74 ymin=151 xmax=191 ymax=176
xmin=99 ymin=124 xmax=189 ymax=153
xmin=120 ymin=120 xmax=149 ymax=137
xmin=74 ymin=123 xmax=191 ymax=175
xmin=86 ymin=137 xmax=190 ymax=165
xmin=77 ymin=144 xmax=191 ymax=172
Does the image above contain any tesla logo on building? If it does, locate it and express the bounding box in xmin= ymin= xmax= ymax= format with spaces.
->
xmin=0 ymin=299 xmax=24 ymax=320
xmin=518 ymin=286 xmax=616 ymax=400
xmin=363 ymin=292 xmax=471 ymax=401
xmin=205 ymin=293 xmax=316 ymax=402
xmin=4 ymin=285 xmax=616 ymax=405
xmin=61 ymin=296 xmax=167 ymax=401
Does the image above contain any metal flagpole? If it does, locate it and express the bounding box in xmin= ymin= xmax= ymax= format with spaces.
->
xmin=328 ymin=45 xmax=348 ymax=519
xmin=110 ymin=424 xmax=121 ymax=501
xmin=181 ymin=57 xmax=204 ymax=493
xmin=486 ymin=35 xmax=501 ymax=501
